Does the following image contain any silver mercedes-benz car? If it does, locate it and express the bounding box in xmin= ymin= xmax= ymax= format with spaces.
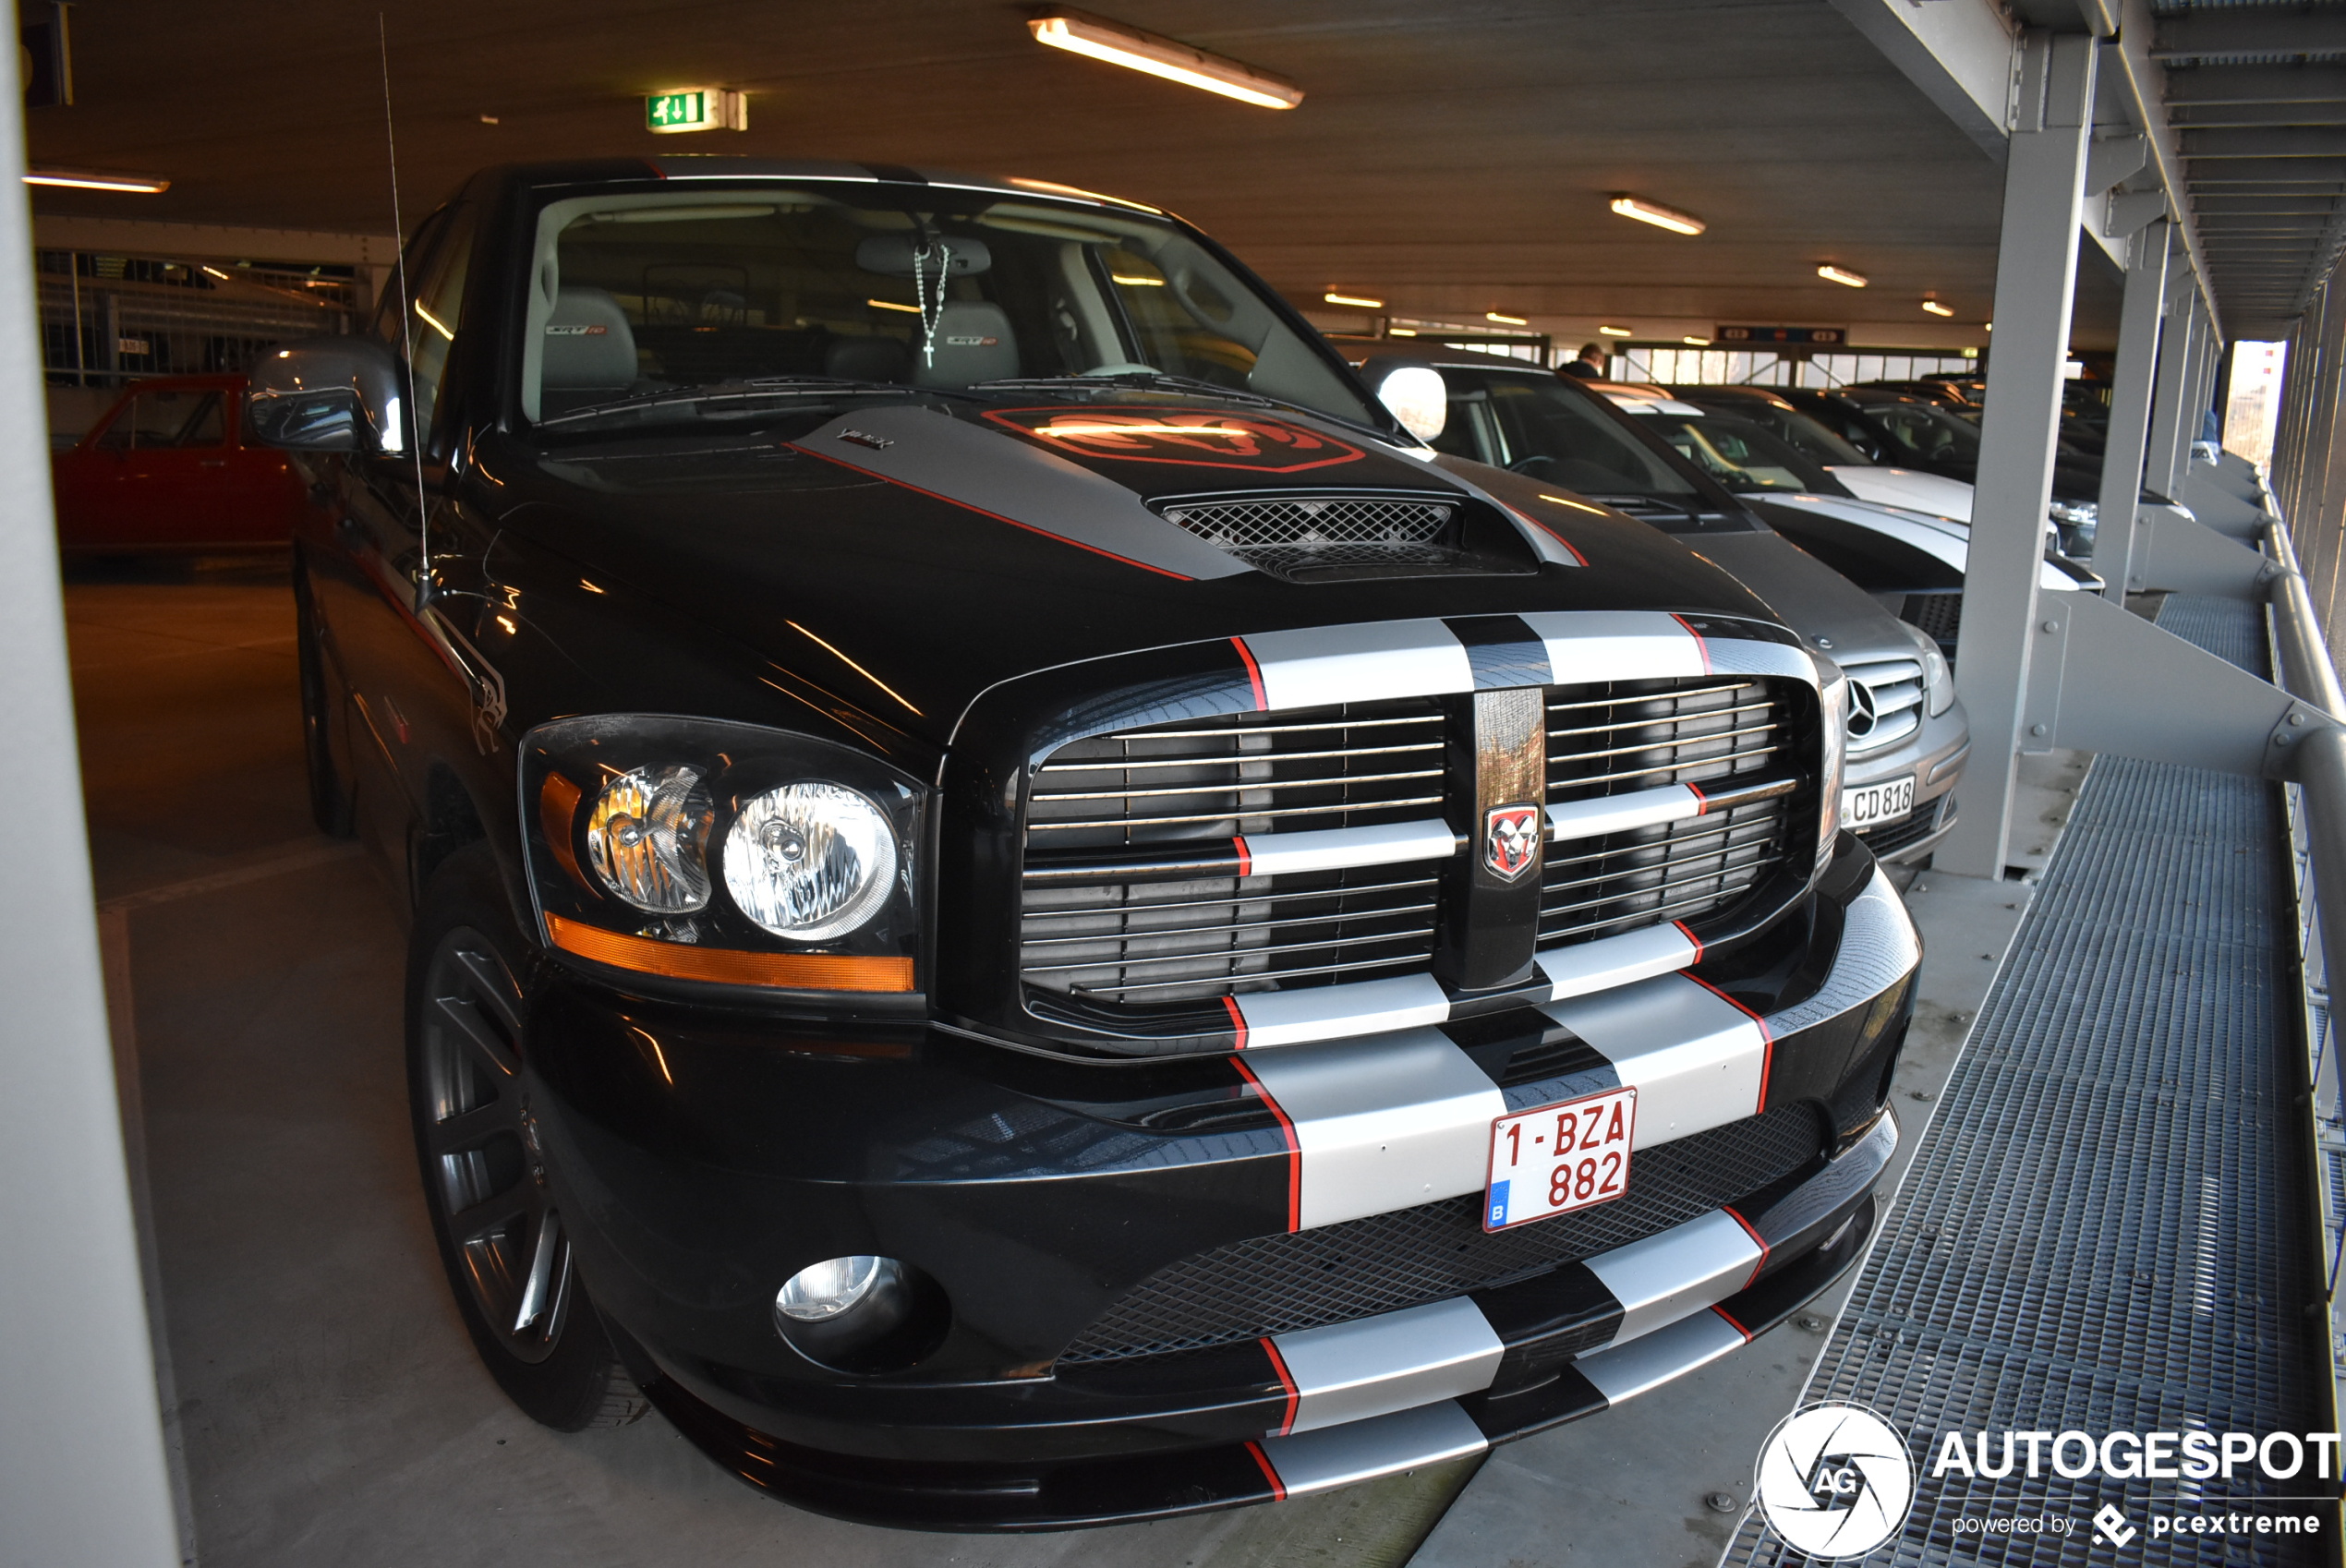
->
xmin=1363 ymin=353 xmax=1969 ymax=863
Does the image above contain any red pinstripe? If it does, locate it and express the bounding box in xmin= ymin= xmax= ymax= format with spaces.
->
xmin=1245 ymin=1440 xmax=1288 ymax=1500
xmin=1258 ymin=1336 xmax=1300 ymax=1436
xmin=1231 ymin=636 xmax=1268 ymax=710
xmin=1683 ymin=971 xmax=1774 ymax=1111
xmin=1232 ymin=1057 xmax=1300 ymax=1230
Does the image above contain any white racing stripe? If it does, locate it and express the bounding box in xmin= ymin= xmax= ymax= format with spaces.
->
xmin=1542 ymin=974 xmax=1769 ymax=1148
xmin=1269 ymin=1297 xmax=1505 ymax=1434
xmin=1234 ymin=974 xmax=1454 ymax=1053
xmin=1518 ymin=610 xmax=1708 ymax=683
xmin=1546 ymin=782 xmax=1705 ymax=843
xmin=1536 ymin=922 xmax=1699 ymax=1003
xmin=1253 ymin=1399 xmax=1489 ymax=1498
xmin=1238 ymin=818 xmax=1456 ymax=877
xmin=1240 ymin=1027 xmax=1504 ymax=1225
xmin=1573 ymin=1307 xmax=1749 ymax=1405
xmin=1580 ymin=1210 xmax=1763 ymax=1346
xmin=1239 ymin=621 xmax=1475 ymax=709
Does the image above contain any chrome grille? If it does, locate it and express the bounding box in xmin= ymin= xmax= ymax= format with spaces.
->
xmin=1840 ymin=656 xmax=1926 ymax=754
xmin=1540 ymin=677 xmax=1799 ymax=947
xmin=1022 ymin=702 xmax=1448 ymax=1006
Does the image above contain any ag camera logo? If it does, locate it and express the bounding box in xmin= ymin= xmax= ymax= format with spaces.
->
xmin=1756 ymin=1402 xmax=1917 ymax=1560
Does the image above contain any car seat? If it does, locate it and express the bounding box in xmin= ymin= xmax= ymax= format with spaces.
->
xmin=913 ymin=302 xmax=1019 ymax=388
xmin=540 ymin=286 xmax=640 ymax=415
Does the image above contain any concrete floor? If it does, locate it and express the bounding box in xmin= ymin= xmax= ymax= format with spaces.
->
xmin=77 ymin=565 xmax=2085 ymax=1568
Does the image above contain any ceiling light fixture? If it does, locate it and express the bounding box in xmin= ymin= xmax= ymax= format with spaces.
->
xmin=1683 ymin=336 xmax=1711 ymax=345
xmin=200 ymin=265 xmax=229 ymax=282
xmin=1598 ymin=324 xmax=1633 ymax=337
xmin=1609 ymin=195 xmax=1705 ymax=235
xmin=1486 ymin=311 xmax=1529 ymax=326
xmin=1817 ymin=265 xmax=1869 ymax=289
xmin=1029 ymin=11 xmax=1303 ymax=109
xmin=23 ymin=167 xmax=169 ymax=193
xmin=1386 ymin=327 xmax=1418 ymax=337
xmin=1324 ymin=291 xmax=1384 ymax=309
xmin=1921 ymin=299 xmax=1953 ymax=317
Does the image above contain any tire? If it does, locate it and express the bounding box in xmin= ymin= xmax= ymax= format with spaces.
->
xmin=295 ymin=573 xmax=357 ymax=839
xmin=405 ymin=843 xmax=647 ymax=1430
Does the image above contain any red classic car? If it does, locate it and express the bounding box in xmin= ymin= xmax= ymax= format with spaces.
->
xmin=52 ymin=374 xmax=308 ymax=552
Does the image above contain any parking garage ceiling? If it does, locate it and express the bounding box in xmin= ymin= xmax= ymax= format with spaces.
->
xmin=20 ymin=1 xmax=2127 ymax=350
xmin=2156 ymin=0 xmax=2346 ymax=339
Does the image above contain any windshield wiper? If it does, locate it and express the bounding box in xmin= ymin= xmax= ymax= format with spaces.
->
xmin=971 ymin=371 xmax=1393 ymax=439
xmin=538 ymin=377 xmax=981 ymax=429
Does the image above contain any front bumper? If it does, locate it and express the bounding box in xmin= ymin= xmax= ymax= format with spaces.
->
xmin=527 ymin=838 xmax=1917 ymax=1529
xmin=1845 ymin=698 xmax=1968 ymax=863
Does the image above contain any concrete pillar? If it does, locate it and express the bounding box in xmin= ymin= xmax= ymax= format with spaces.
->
xmin=2094 ymin=218 xmax=2170 ymax=603
xmin=1938 ymin=30 xmax=2098 ymax=879
xmin=0 ymin=70 xmax=183 ymax=1568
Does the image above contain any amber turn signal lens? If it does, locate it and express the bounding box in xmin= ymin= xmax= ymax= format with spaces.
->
xmin=545 ymin=914 xmax=914 ymax=992
xmin=539 ymin=772 xmax=587 ymax=889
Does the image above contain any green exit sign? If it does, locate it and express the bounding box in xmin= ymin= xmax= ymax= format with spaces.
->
xmin=646 ymin=88 xmax=744 ymax=134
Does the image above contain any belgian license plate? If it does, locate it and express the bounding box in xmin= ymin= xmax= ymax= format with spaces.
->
xmin=1841 ymin=775 xmax=1916 ymax=830
xmin=1483 ymin=1086 xmax=1637 ymax=1231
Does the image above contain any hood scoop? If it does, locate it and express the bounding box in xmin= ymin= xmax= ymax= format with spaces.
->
xmin=1155 ymin=489 xmax=1532 ymax=584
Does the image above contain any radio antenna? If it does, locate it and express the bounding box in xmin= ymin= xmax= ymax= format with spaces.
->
xmin=378 ymin=12 xmax=430 ymax=588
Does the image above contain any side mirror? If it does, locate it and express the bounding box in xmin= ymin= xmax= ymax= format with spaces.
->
xmin=1355 ymin=353 xmax=1448 ymax=442
xmin=247 ymin=336 xmax=408 ymax=453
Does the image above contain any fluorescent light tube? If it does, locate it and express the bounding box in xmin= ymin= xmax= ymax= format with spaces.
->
xmin=1030 ymin=12 xmax=1303 ymax=109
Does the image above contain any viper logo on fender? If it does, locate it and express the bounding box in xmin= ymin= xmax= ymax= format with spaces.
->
xmin=1484 ymin=802 xmax=1541 ymax=882
xmin=982 ymin=405 xmax=1366 ymax=473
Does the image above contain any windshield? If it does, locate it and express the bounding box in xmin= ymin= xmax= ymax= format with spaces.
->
xmin=1623 ymin=407 xmax=1832 ymax=494
xmin=518 ymin=186 xmax=1378 ymax=431
xmin=1847 ymin=396 xmax=1982 ymax=465
xmin=1423 ymin=364 xmax=1700 ymax=503
xmin=1687 ymin=397 xmax=1870 ymax=467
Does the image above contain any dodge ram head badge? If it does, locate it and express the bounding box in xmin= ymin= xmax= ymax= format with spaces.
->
xmin=1483 ymin=802 xmax=1542 ymax=881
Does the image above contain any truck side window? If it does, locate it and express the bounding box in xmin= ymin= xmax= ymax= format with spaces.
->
xmin=401 ymin=204 xmax=478 ymax=447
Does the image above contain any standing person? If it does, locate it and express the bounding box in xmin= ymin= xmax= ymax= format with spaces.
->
xmin=1560 ymin=342 xmax=1609 ymax=380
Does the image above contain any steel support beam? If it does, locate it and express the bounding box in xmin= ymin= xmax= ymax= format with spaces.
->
xmin=2165 ymin=64 xmax=2346 ymax=104
xmin=0 ymin=78 xmax=182 ymax=1568
xmin=2023 ymin=586 xmax=2316 ymax=775
xmin=2183 ymin=127 xmax=2346 ymax=160
xmin=1823 ymin=0 xmax=2018 ymax=160
xmin=1941 ymin=30 xmax=2097 ymax=878
xmin=2145 ymin=276 xmax=2200 ymax=502
xmin=2097 ymin=219 xmax=2171 ymax=602
xmin=2152 ymin=8 xmax=2346 ymax=59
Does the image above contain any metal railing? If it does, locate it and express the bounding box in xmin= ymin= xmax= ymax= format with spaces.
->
xmin=36 ymin=250 xmax=357 ymax=393
xmin=2257 ymin=494 xmax=2346 ymax=1441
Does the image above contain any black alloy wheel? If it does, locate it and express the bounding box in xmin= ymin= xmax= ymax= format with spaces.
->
xmin=406 ymin=845 xmax=646 ymax=1429
xmin=294 ymin=571 xmax=356 ymax=838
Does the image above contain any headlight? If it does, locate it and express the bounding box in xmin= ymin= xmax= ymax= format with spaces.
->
xmin=776 ymin=1255 xmax=889 ymax=1322
xmin=1814 ymin=657 xmax=1847 ymax=862
xmin=1901 ymin=620 xmax=1955 ymax=718
xmin=586 ymin=766 xmax=713 ymax=913
xmin=724 ymin=782 xmax=898 ymax=940
xmin=521 ymin=715 xmax=925 ymax=995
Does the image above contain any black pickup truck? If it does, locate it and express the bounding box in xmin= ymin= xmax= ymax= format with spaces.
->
xmin=247 ymin=158 xmax=1916 ymax=1529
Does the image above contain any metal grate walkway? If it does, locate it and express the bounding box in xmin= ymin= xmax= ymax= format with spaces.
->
xmin=1725 ymin=595 xmax=2324 ymax=1565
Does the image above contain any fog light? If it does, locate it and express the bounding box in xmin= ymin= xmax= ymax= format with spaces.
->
xmin=776 ymin=1255 xmax=890 ymax=1322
